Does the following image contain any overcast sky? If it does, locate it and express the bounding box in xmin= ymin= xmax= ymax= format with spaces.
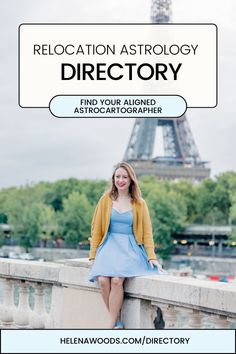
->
xmin=0 ymin=0 xmax=235 ymax=189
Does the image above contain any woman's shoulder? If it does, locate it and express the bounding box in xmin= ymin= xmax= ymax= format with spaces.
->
xmin=98 ymin=191 xmax=111 ymax=203
xmin=133 ymin=197 xmax=147 ymax=206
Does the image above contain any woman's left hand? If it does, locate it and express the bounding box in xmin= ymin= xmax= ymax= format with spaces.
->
xmin=149 ymin=259 xmax=165 ymax=272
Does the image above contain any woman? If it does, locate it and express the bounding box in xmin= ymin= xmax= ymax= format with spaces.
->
xmin=88 ymin=161 xmax=165 ymax=329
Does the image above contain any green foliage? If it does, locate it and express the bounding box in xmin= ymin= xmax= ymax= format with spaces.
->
xmin=58 ymin=191 xmax=93 ymax=246
xmin=229 ymin=193 xmax=236 ymax=225
xmin=195 ymin=178 xmax=216 ymax=221
xmin=0 ymin=228 xmax=4 ymax=247
xmin=5 ymin=186 xmax=42 ymax=251
xmin=43 ymin=178 xmax=108 ymax=211
xmin=146 ymin=187 xmax=187 ymax=259
xmin=1 ymin=171 xmax=236 ymax=257
xmin=8 ymin=203 xmax=42 ymax=252
xmin=139 ymin=176 xmax=170 ymax=199
xmin=43 ymin=178 xmax=80 ymax=211
xmin=72 ymin=180 xmax=109 ymax=206
xmin=171 ymin=180 xmax=198 ymax=223
xmin=0 ymin=190 xmax=8 ymax=223
xmin=229 ymin=228 xmax=236 ymax=242
xmin=195 ymin=172 xmax=236 ymax=225
xmin=38 ymin=204 xmax=57 ymax=246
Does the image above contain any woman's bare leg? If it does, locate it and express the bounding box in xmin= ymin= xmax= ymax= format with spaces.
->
xmin=98 ymin=276 xmax=111 ymax=311
xmin=109 ymin=277 xmax=125 ymax=328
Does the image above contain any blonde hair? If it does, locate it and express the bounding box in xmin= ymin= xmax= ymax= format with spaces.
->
xmin=108 ymin=161 xmax=141 ymax=202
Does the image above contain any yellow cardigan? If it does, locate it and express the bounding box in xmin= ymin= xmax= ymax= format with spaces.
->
xmin=89 ymin=192 xmax=157 ymax=260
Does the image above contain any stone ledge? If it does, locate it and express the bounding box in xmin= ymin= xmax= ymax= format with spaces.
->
xmin=0 ymin=258 xmax=236 ymax=316
xmin=60 ymin=258 xmax=236 ymax=315
xmin=0 ymin=258 xmax=64 ymax=284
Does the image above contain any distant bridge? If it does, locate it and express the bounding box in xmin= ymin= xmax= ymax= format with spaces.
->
xmin=172 ymin=225 xmax=236 ymax=257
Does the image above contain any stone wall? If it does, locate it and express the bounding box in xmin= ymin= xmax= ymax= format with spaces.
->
xmin=1 ymin=258 xmax=235 ymax=329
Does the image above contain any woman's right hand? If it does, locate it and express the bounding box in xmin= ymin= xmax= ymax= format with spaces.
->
xmin=149 ymin=259 xmax=165 ymax=273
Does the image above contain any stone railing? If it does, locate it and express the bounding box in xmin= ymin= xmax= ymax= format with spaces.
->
xmin=0 ymin=258 xmax=236 ymax=329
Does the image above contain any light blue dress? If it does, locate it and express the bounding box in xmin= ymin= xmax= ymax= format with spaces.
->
xmin=88 ymin=208 xmax=162 ymax=282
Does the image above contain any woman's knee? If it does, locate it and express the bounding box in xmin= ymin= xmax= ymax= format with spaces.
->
xmin=98 ymin=276 xmax=110 ymax=288
xmin=111 ymin=277 xmax=124 ymax=287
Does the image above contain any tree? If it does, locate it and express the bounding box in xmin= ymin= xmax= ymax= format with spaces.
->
xmin=172 ymin=180 xmax=198 ymax=223
xmin=38 ymin=204 xmax=57 ymax=247
xmin=229 ymin=193 xmax=236 ymax=225
xmin=195 ymin=178 xmax=216 ymax=222
xmin=0 ymin=189 xmax=8 ymax=223
xmin=43 ymin=178 xmax=79 ymax=211
xmin=58 ymin=191 xmax=93 ymax=247
xmin=195 ymin=172 xmax=236 ymax=225
xmin=146 ymin=187 xmax=187 ymax=259
xmin=73 ymin=179 xmax=108 ymax=205
xmin=8 ymin=203 xmax=42 ymax=252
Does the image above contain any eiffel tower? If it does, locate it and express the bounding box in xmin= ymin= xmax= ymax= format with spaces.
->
xmin=123 ymin=0 xmax=210 ymax=181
